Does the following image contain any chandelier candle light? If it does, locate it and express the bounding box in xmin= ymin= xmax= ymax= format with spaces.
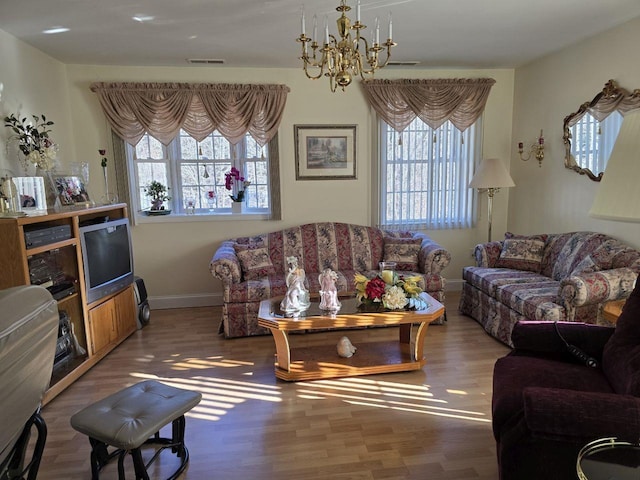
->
xmin=297 ymin=0 xmax=396 ymax=92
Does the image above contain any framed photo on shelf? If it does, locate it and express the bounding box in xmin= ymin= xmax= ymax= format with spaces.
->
xmin=53 ymin=175 xmax=91 ymax=206
xmin=13 ymin=176 xmax=48 ymax=212
xmin=294 ymin=124 xmax=357 ymax=180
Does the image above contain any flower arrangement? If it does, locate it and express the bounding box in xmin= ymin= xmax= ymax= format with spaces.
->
xmin=354 ymin=271 xmax=426 ymax=311
xmin=4 ymin=114 xmax=58 ymax=171
xmin=224 ymin=167 xmax=250 ymax=202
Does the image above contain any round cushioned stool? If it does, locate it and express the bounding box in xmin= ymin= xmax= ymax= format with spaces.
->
xmin=70 ymin=380 xmax=202 ymax=480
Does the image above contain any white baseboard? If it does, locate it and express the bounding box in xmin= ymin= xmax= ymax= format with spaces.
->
xmin=149 ymin=293 xmax=222 ymax=310
xmin=445 ymin=279 xmax=464 ymax=292
xmin=150 ymin=280 xmax=464 ymax=310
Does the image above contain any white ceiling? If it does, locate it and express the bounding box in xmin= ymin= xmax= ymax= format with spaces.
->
xmin=2 ymin=0 xmax=640 ymax=69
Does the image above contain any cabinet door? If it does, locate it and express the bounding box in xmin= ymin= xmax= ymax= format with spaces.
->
xmin=88 ymin=300 xmax=117 ymax=355
xmin=114 ymin=286 xmax=137 ymax=337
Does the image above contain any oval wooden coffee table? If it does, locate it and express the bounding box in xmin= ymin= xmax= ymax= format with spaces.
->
xmin=258 ymin=292 xmax=445 ymax=381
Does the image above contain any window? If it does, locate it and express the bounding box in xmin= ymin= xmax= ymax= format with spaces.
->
xmin=570 ymin=111 xmax=623 ymax=175
xmin=127 ymin=130 xmax=272 ymax=215
xmin=379 ymin=117 xmax=481 ymax=230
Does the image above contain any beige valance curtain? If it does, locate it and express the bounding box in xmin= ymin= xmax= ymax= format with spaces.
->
xmin=361 ymin=78 xmax=496 ymax=132
xmin=566 ymin=84 xmax=640 ymax=127
xmin=90 ymin=82 xmax=290 ymax=146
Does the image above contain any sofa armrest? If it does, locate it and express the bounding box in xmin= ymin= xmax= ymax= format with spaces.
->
xmin=413 ymin=232 xmax=451 ymax=275
xmin=209 ymin=240 xmax=242 ymax=285
xmin=511 ymin=321 xmax=614 ymax=359
xmin=523 ymin=387 xmax=640 ymax=442
xmin=473 ymin=241 xmax=503 ymax=267
xmin=559 ymin=268 xmax=638 ymax=308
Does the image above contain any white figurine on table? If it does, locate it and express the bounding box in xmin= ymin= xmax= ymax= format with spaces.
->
xmin=319 ymin=268 xmax=341 ymax=312
xmin=280 ymin=256 xmax=311 ymax=313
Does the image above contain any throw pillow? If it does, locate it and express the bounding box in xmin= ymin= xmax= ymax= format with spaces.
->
xmin=383 ymin=236 xmax=422 ymax=271
xmin=234 ymin=243 xmax=276 ymax=280
xmin=495 ymin=235 xmax=546 ymax=273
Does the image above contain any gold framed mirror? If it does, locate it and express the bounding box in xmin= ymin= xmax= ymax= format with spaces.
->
xmin=563 ymin=80 xmax=640 ymax=181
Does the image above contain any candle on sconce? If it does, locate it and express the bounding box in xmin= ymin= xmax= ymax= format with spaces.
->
xmin=518 ymin=142 xmax=524 ymax=151
xmin=375 ymin=17 xmax=380 ymax=44
xmin=301 ymin=9 xmax=306 ymax=35
xmin=356 ymin=0 xmax=361 ymax=23
xmin=538 ymin=130 xmax=544 ymax=145
xmin=388 ymin=12 xmax=393 ymax=39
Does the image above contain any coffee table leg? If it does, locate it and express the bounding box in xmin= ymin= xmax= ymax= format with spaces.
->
xmin=399 ymin=322 xmax=430 ymax=361
xmin=269 ymin=329 xmax=291 ymax=372
xmin=413 ymin=321 xmax=430 ymax=361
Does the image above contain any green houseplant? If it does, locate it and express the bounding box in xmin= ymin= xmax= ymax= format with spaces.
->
xmin=144 ymin=180 xmax=171 ymax=210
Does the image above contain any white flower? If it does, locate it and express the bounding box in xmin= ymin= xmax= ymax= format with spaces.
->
xmin=43 ymin=145 xmax=57 ymax=160
xmin=382 ymin=285 xmax=409 ymax=310
xmin=26 ymin=150 xmax=40 ymax=165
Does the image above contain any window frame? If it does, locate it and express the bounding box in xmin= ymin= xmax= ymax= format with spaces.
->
xmin=125 ymin=130 xmax=274 ymax=221
xmin=376 ymin=117 xmax=482 ymax=230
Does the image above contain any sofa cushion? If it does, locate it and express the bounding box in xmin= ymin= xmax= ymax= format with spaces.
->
xmin=495 ymin=235 xmax=546 ymax=273
xmin=494 ymin=281 xmax=566 ymax=322
xmin=603 ymin=279 xmax=640 ymax=396
xmin=462 ymin=266 xmax=549 ymax=298
xmin=492 ymin=354 xmax=614 ymax=439
xmin=234 ymin=244 xmax=276 ymax=280
xmin=383 ymin=236 xmax=421 ymax=271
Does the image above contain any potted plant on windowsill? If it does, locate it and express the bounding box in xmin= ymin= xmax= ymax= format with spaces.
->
xmin=225 ymin=167 xmax=250 ymax=213
xmin=144 ymin=180 xmax=171 ymax=214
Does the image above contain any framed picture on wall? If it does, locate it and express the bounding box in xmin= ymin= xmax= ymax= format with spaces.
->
xmin=53 ymin=175 xmax=91 ymax=206
xmin=294 ymin=125 xmax=357 ymax=180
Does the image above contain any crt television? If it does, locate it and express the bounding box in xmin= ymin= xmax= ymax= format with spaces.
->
xmin=79 ymin=217 xmax=134 ymax=304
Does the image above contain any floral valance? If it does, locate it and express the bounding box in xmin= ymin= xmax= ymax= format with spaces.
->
xmin=89 ymin=82 xmax=291 ymax=146
xmin=361 ymin=78 xmax=496 ymax=132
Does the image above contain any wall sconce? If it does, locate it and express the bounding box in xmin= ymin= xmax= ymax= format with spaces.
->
xmin=518 ymin=130 xmax=545 ymax=167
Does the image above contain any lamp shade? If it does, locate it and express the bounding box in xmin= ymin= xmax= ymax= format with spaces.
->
xmin=590 ymin=109 xmax=640 ymax=222
xmin=469 ymin=158 xmax=515 ymax=189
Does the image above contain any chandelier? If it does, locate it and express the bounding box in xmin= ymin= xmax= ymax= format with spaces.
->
xmin=297 ymin=0 xmax=396 ymax=92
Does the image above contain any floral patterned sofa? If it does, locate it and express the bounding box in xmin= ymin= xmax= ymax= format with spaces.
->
xmin=210 ymin=222 xmax=451 ymax=338
xmin=459 ymin=231 xmax=640 ymax=346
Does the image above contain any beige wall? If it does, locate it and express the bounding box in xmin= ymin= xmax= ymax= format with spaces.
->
xmin=65 ymin=66 xmax=514 ymax=305
xmin=1 ymin=26 xmax=516 ymax=306
xmin=509 ymin=16 xmax=640 ymax=250
xmin=0 ymin=29 xmax=74 ymax=174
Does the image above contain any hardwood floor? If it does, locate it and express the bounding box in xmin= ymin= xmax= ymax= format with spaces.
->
xmin=37 ymin=292 xmax=510 ymax=480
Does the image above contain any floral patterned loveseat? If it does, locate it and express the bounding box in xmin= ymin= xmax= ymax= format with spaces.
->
xmin=459 ymin=231 xmax=640 ymax=346
xmin=210 ymin=222 xmax=451 ymax=338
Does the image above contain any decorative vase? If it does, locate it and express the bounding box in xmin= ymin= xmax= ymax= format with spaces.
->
xmin=231 ymin=201 xmax=242 ymax=214
xmin=151 ymin=199 xmax=163 ymax=211
xmin=35 ymin=167 xmax=59 ymax=209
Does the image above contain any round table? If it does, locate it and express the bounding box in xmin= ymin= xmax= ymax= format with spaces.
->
xmin=577 ymin=438 xmax=640 ymax=479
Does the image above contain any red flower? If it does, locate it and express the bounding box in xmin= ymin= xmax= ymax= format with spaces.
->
xmin=365 ymin=277 xmax=386 ymax=300
xmin=207 ymin=190 xmax=215 ymax=199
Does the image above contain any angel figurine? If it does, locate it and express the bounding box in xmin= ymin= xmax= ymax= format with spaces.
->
xmin=280 ymin=256 xmax=311 ymax=313
xmin=319 ymin=268 xmax=341 ymax=312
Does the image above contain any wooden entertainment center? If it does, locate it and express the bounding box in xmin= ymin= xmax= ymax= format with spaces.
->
xmin=0 ymin=204 xmax=137 ymax=404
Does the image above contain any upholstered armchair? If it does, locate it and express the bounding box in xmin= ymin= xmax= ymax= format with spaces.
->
xmin=491 ymin=277 xmax=640 ymax=480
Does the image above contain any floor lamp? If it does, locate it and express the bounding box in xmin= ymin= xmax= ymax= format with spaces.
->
xmin=469 ymin=158 xmax=515 ymax=242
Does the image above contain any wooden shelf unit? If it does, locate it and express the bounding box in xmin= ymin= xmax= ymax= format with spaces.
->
xmin=0 ymin=204 xmax=137 ymax=405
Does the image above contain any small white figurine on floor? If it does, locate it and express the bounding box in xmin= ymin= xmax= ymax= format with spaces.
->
xmin=280 ymin=256 xmax=311 ymax=313
xmin=337 ymin=336 xmax=357 ymax=358
xmin=319 ymin=268 xmax=341 ymax=312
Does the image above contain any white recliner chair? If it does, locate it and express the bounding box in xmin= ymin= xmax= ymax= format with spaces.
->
xmin=0 ymin=286 xmax=58 ymax=480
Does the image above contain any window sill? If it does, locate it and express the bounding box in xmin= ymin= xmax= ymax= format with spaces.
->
xmin=134 ymin=211 xmax=270 ymax=224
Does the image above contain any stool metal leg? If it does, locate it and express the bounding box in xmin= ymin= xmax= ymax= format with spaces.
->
xmin=129 ymin=449 xmax=150 ymax=480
